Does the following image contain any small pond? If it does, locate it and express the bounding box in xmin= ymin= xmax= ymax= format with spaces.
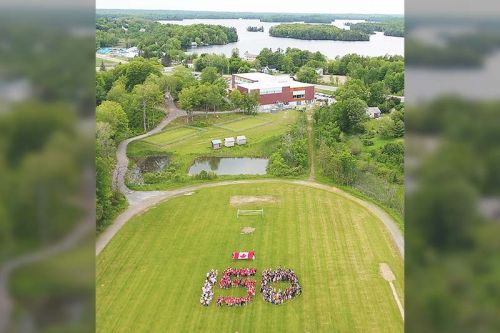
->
xmin=129 ymin=155 xmax=170 ymax=184
xmin=188 ymin=157 xmax=269 ymax=176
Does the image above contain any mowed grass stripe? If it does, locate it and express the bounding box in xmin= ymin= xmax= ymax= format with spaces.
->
xmin=97 ymin=183 xmax=403 ymax=332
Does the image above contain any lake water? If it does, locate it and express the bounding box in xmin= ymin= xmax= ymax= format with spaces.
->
xmin=159 ymin=19 xmax=403 ymax=59
xmin=188 ymin=157 xmax=269 ymax=175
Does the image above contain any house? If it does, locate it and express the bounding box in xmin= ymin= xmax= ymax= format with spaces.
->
xmin=236 ymin=135 xmax=247 ymax=145
xmin=224 ymin=137 xmax=235 ymax=147
xmin=211 ymin=139 xmax=222 ymax=150
xmin=261 ymin=66 xmax=278 ymax=74
xmin=243 ymin=51 xmax=258 ymax=61
xmin=366 ymin=106 xmax=381 ymax=119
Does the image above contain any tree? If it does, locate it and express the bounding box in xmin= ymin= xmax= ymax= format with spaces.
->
xmin=296 ymin=66 xmax=319 ymax=83
xmin=131 ymin=79 xmax=163 ymax=132
xmin=334 ymin=97 xmax=368 ymax=134
xmin=229 ymin=89 xmax=244 ymax=110
xmin=335 ymin=79 xmax=368 ymax=102
xmin=100 ymin=60 xmax=106 ymax=72
xmin=200 ymin=66 xmax=220 ymax=84
xmin=240 ymin=92 xmax=260 ymax=115
xmin=178 ymin=85 xmax=201 ymax=121
xmin=124 ymin=58 xmax=162 ymax=91
xmin=96 ymin=101 xmax=129 ymax=141
xmin=368 ymin=81 xmax=386 ymax=106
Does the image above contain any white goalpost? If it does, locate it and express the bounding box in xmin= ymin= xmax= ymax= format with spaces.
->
xmin=237 ymin=209 xmax=264 ymax=218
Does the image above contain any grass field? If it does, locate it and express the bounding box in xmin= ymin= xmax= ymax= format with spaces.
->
xmin=127 ymin=111 xmax=300 ymax=190
xmin=143 ymin=126 xmax=202 ymax=146
xmin=96 ymin=183 xmax=403 ymax=332
xmin=214 ymin=117 xmax=270 ymax=132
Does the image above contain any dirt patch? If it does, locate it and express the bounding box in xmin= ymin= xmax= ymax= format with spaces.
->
xmin=379 ymin=262 xmax=395 ymax=282
xmin=183 ymin=192 xmax=195 ymax=196
xmin=240 ymin=227 xmax=256 ymax=234
xmin=230 ymin=195 xmax=279 ymax=206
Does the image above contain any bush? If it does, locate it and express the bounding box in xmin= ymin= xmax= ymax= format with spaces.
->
xmin=194 ymin=170 xmax=218 ymax=180
xmin=363 ymin=139 xmax=374 ymax=146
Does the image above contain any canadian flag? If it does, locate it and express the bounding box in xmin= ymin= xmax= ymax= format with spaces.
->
xmin=232 ymin=251 xmax=255 ymax=260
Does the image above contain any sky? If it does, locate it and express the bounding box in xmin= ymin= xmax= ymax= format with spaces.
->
xmin=96 ymin=0 xmax=404 ymax=15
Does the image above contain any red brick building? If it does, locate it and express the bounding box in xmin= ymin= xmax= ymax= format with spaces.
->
xmin=231 ymin=73 xmax=315 ymax=110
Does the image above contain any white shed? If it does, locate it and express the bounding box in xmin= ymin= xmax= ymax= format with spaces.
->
xmin=211 ymin=139 xmax=222 ymax=150
xmin=236 ymin=135 xmax=247 ymax=145
xmin=224 ymin=137 xmax=235 ymax=147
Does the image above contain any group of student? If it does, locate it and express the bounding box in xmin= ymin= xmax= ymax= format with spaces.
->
xmin=200 ymin=269 xmax=218 ymax=306
xmin=261 ymin=267 xmax=302 ymax=305
xmin=219 ymin=267 xmax=257 ymax=288
xmin=217 ymin=267 xmax=257 ymax=307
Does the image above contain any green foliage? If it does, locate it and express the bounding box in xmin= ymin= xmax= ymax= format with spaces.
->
xmin=200 ymin=66 xmax=221 ymax=84
xmin=96 ymin=17 xmax=238 ymax=56
xmin=333 ymin=98 xmax=368 ymax=134
xmin=267 ymin=114 xmax=308 ymax=176
xmin=318 ymin=143 xmax=358 ymax=185
xmin=96 ymin=101 xmax=129 ymax=141
xmin=269 ymin=23 xmax=370 ymax=41
xmin=377 ymin=142 xmax=404 ymax=167
xmin=195 ymin=54 xmax=229 ymax=74
xmin=335 ymin=79 xmax=369 ymax=102
xmin=296 ymin=66 xmax=319 ymax=83
xmin=368 ymin=81 xmax=386 ymax=106
xmin=348 ymin=19 xmax=404 ymax=37
xmin=327 ymin=54 xmax=404 ymax=94
xmin=193 ymin=170 xmax=218 ymax=180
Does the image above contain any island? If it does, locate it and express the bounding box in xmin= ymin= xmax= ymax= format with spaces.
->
xmin=247 ymin=26 xmax=264 ymax=32
xmin=347 ymin=19 xmax=404 ymax=37
xmin=269 ymin=23 xmax=369 ymax=41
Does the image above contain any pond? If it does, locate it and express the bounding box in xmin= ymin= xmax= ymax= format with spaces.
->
xmin=129 ymin=155 xmax=170 ymax=184
xmin=188 ymin=157 xmax=269 ymax=175
xmin=158 ymin=18 xmax=403 ymax=58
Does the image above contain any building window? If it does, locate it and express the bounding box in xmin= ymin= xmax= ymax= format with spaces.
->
xmin=292 ymin=90 xmax=306 ymax=99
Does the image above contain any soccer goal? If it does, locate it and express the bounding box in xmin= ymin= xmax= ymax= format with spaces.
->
xmin=237 ymin=209 xmax=264 ymax=218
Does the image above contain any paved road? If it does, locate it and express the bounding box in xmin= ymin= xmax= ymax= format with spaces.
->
xmin=96 ymin=53 xmax=128 ymax=64
xmin=314 ymin=84 xmax=338 ymax=92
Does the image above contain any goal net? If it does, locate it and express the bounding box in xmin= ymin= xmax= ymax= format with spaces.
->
xmin=237 ymin=209 xmax=264 ymax=218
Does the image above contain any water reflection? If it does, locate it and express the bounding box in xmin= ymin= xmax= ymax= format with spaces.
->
xmin=188 ymin=157 xmax=269 ymax=175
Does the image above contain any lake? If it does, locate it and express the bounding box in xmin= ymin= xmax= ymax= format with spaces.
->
xmin=188 ymin=157 xmax=269 ymax=175
xmin=159 ymin=19 xmax=403 ymax=59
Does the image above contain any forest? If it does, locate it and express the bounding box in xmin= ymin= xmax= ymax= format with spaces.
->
xmin=269 ymin=24 xmax=370 ymax=41
xmin=96 ymin=17 xmax=238 ymax=54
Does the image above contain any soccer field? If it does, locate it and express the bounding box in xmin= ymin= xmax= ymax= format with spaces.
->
xmin=96 ymin=183 xmax=403 ymax=332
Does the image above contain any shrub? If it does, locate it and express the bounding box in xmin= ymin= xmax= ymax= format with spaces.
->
xmin=363 ymin=139 xmax=374 ymax=146
xmin=194 ymin=170 xmax=218 ymax=180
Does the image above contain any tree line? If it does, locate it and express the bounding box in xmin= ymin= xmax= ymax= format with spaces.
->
xmin=96 ymin=9 xmax=403 ymax=24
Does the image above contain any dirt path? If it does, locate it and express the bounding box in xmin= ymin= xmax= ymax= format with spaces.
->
xmin=97 ymin=179 xmax=404 ymax=258
xmin=306 ymin=110 xmax=316 ymax=181
xmin=112 ymin=95 xmax=186 ymax=196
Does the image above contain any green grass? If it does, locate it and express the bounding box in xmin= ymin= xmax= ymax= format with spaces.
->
xmin=143 ymin=126 xmax=202 ymax=146
xmin=127 ymin=111 xmax=300 ymax=190
xmin=214 ymin=117 xmax=270 ymax=132
xmin=97 ymin=183 xmax=403 ymax=332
